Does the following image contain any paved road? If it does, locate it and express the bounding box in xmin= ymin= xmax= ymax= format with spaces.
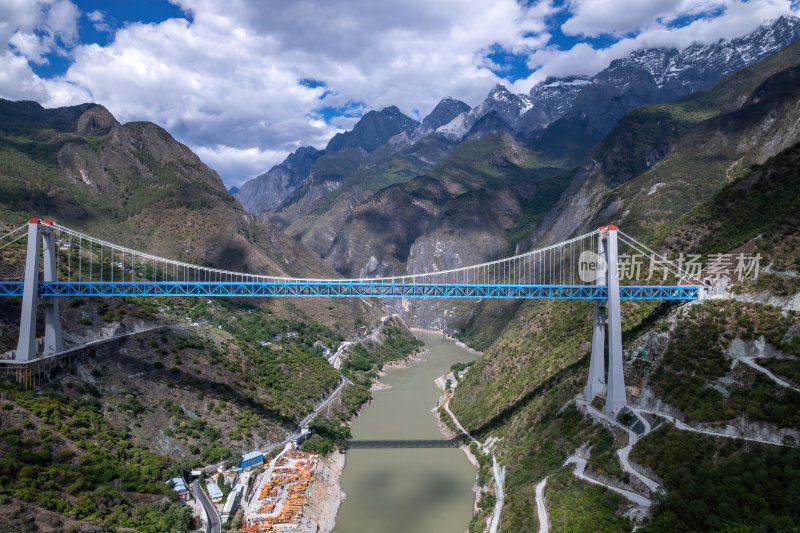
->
xmin=299 ymin=377 xmax=348 ymax=428
xmin=328 ymin=341 xmax=353 ymax=370
xmin=564 ymin=454 xmax=651 ymax=507
xmin=444 ymin=397 xmax=506 ymax=532
xmin=260 ymin=377 xmax=349 ymax=456
xmin=536 ymin=477 xmax=549 ymax=533
xmin=740 ymin=357 xmax=799 ymax=391
xmin=192 ymin=479 xmax=221 ymax=533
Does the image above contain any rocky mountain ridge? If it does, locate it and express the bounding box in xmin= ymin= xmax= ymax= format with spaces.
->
xmin=437 ymin=15 xmax=800 ymax=141
xmin=235 ymin=146 xmax=322 ymax=215
xmin=414 ymin=96 xmax=471 ymax=139
xmin=526 ymin=37 xmax=800 ymax=250
xmin=325 ymin=105 xmax=419 ymax=154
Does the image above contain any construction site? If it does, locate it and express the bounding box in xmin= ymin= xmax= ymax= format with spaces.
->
xmin=243 ymin=450 xmax=319 ymax=532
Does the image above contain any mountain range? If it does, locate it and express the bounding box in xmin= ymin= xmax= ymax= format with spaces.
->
xmin=237 ymin=15 xmax=800 ymax=215
xmin=233 ymin=16 xmax=800 ymax=299
xmin=2 ymin=14 xmax=800 ymax=533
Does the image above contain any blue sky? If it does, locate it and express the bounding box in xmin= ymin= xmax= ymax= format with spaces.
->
xmin=0 ymin=0 xmax=798 ymax=187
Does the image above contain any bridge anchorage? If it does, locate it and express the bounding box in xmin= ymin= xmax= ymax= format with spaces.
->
xmin=1 ymin=219 xmax=699 ymax=411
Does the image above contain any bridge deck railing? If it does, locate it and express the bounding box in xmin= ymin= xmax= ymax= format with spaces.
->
xmin=0 ymin=280 xmax=698 ymax=300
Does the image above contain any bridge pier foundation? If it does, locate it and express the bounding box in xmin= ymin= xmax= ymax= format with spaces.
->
xmin=15 ymin=220 xmax=63 ymax=363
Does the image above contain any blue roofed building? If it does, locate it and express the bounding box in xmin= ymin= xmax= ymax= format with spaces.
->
xmin=167 ymin=477 xmax=192 ymax=501
xmin=240 ymin=450 xmax=264 ymax=470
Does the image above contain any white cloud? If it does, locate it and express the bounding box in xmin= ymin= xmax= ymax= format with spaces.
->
xmin=192 ymin=145 xmax=289 ymax=188
xmin=1 ymin=0 xmax=79 ymax=64
xmin=1 ymin=0 xmax=553 ymax=185
xmin=0 ymin=51 xmax=51 ymax=101
xmin=86 ymin=9 xmax=113 ymax=33
xmin=563 ymin=0 xmax=684 ymax=37
xmin=0 ymin=0 xmax=798 ymax=187
xmin=8 ymin=31 xmax=49 ymax=64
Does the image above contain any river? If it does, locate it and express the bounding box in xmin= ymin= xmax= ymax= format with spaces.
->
xmin=333 ymin=331 xmax=477 ymax=533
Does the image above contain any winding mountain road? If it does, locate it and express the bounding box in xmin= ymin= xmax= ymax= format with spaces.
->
xmin=443 ymin=398 xmax=506 ymax=532
xmin=631 ymin=406 xmax=786 ymax=446
xmin=535 ymin=477 xmax=549 ymax=533
xmin=563 ymin=454 xmax=651 ymax=508
xmin=585 ymin=406 xmax=662 ymax=493
xmin=738 ymin=357 xmax=799 ymax=391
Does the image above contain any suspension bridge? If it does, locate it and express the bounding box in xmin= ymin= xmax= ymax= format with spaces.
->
xmin=0 ymin=219 xmax=700 ymax=414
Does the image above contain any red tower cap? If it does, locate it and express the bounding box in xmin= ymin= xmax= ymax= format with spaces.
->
xmin=29 ymin=218 xmax=40 ymax=224
xmin=607 ymin=225 xmax=617 ymax=230
xmin=42 ymin=220 xmax=53 ymax=225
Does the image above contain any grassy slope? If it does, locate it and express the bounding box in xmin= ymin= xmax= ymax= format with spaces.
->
xmin=0 ymin=383 xmax=192 ymax=532
xmin=657 ymin=140 xmax=800 ymax=274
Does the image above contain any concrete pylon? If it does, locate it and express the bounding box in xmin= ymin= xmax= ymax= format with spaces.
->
xmin=604 ymin=227 xmax=626 ymax=415
xmin=15 ymin=219 xmax=63 ymax=362
xmin=585 ymin=232 xmax=606 ymax=402
xmin=41 ymin=225 xmax=63 ymax=355
xmin=16 ymin=221 xmax=41 ymax=362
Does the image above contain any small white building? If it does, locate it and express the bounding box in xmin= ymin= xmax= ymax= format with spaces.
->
xmin=292 ymin=426 xmax=311 ymax=447
xmin=221 ymin=486 xmax=243 ymax=522
xmin=207 ymin=482 xmax=224 ymax=502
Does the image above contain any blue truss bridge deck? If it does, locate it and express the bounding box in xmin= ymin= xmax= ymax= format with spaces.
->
xmin=0 ymin=281 xmax=698 ymax=300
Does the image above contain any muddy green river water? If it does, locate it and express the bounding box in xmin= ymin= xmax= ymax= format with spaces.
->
xmin=333 ymin=331 xmax=477 ymax=533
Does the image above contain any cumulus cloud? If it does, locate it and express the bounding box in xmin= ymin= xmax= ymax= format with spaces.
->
xmin=86 ymin=9 xmax=114 ymax=33
xmin=1 ymin=0 xmax=79 ymax=63
xmin=562 ymin=0 xmax=684 ymax=37
xmin=193 ymin=145 xmax=291 ymax=186
xmin=0 ymin=0 xmax=798 ymax=186
xmin=1 ymin=0 xmax=555 ymax=186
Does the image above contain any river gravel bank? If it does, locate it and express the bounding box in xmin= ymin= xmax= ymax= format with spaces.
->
xmin=301 ymin=451 xmax=347 ymax=533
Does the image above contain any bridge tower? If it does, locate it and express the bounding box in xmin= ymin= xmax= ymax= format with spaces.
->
xmin=16 ymin=219 xmax=63 ymax=362
xmin=585 ymin=226 xmax=626 ymax=415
